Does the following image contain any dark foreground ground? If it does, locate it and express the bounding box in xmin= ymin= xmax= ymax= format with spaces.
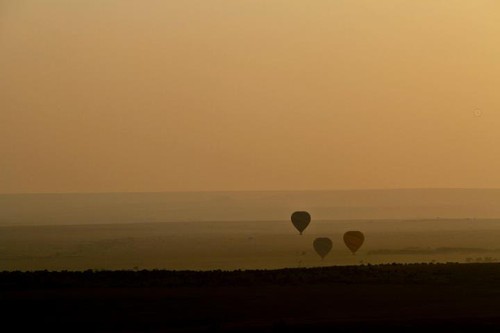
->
xmin=2 ymin=263 xmax=500 ymax=332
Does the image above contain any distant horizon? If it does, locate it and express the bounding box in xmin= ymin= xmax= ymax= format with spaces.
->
xmin=3 ymin=187 xmax=500 ymax=195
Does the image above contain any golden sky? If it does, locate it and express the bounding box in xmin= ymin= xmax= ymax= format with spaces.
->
xmin=1 ymin=1 xmax=500 ymax=193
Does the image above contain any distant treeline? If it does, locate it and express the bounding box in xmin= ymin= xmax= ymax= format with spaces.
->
xmin=3 ymin=263 xmax=500 ymax=290
xmin=368 ymin=247 xmax=500 ymax=255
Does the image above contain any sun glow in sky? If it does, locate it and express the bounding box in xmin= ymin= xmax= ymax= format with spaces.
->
xmin=1 ymin=1 xmax=500 ymax=193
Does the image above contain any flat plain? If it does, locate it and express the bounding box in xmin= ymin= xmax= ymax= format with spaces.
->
xmin=2 ymin=219 xmax=500 ymax=271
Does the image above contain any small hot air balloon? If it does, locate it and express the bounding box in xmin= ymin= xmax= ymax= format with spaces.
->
xmin=291 ymin=211 xmax=311 ymax=235
xmin=343 ymin=231 xmax=365 ymax=254
xmin=313 ymin=238 xmax=332 ymax=259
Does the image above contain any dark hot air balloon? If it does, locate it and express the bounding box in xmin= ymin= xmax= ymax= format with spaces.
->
xmin=343 ymin=231 xmax=365 ymax=254
xmin=291 ymin=211 xmax=311 ymax=235
xmin=313 ymin=238 xmax=332 ymax=259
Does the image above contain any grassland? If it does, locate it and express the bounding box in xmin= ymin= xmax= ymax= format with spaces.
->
xmin=2 ymin=263 xmax=500 ymax=332
xmin=3 ymin=219 xmax=500 ymax=271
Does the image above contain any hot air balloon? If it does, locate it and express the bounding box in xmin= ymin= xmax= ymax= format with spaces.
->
xmin=313 ymin=238 xmax=332 ymax=259
xmin=343 ymin=231 xmax=364 ymax=254
xmin=291 ymin=211 xmax=311 ymax=235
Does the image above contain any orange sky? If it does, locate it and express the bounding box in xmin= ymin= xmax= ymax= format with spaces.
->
xmin=1 ymin=1 xmax=500 ymax=193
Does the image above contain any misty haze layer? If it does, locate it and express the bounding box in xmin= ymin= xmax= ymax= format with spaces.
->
xmin=1 ymin=189 xmax=500 ymax=225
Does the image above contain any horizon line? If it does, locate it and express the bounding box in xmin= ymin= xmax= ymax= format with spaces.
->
xmin=3 ymin=187 xmax=500 ymax=195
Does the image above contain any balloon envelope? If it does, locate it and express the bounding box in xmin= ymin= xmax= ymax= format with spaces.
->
xmin=313 ymin=238 xmax=332 ymax=259
xmin=343 ymin=231 xmax=365 ymax=254
xmin=291 ymin=211 xmax=311 ymax=235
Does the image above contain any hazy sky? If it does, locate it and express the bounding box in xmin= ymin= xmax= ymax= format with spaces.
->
xmin=1 ymin=1 xmax=500 ymax=193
